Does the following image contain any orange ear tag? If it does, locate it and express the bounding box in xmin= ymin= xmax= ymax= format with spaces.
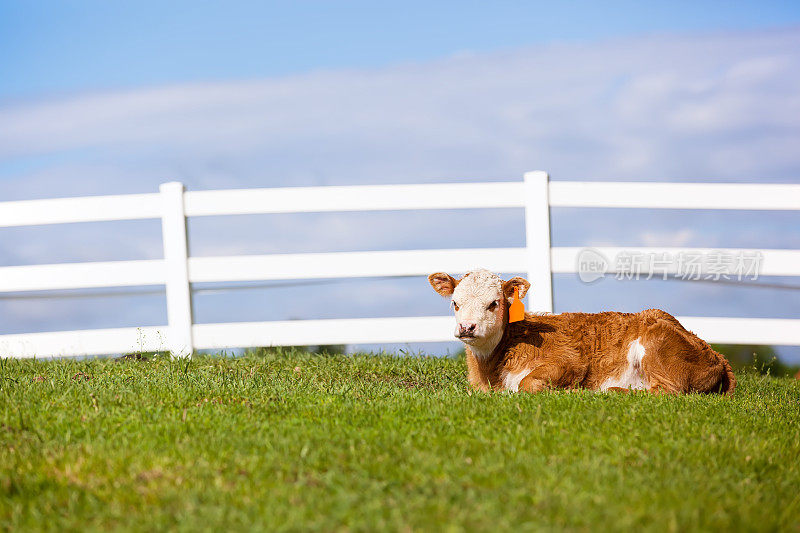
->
xmin=509 ymin=286 xmax=525 ymax=323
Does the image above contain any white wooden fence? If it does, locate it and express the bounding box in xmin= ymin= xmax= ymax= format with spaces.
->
xmin=1 ymin=171 xmax=799 ymax=358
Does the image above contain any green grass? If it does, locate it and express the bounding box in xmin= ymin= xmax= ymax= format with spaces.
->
xmin=1 ymin=352 xmax=799 ymax=532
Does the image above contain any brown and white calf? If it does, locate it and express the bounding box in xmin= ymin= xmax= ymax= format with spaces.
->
xmin=429 ymin=269 xmax=736 ymax=394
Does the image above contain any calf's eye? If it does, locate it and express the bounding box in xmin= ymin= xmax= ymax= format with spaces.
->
xmin=453 ymin=302 xmax=460 ymax=311
xmin=487 ymin=301 xmax=498 ymax=311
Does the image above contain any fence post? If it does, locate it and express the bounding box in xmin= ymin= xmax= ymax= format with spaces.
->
xmin=523 ymin=171 xmax=554 ymax=313
xmin=160 ymin=182 xmax=194 ymax=357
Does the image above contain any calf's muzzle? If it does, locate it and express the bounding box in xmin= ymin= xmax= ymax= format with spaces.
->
xmin=457 ymin=322 xmax=477 ymax=338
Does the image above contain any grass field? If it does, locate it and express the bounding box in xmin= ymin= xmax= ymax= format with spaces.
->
xmin=2 ymin=351 xmax=799 ymax=532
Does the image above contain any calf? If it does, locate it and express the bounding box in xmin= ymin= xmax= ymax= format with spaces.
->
xmin=429 ymin=269 xmax=736 ymax=394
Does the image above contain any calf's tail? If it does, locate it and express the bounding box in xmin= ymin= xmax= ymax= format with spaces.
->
xmin=715 ymin=352 xmax=737 ymax=396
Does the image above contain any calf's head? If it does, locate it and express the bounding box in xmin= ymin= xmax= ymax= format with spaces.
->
xmin=428 ymin=269 xmax=530 ymax=356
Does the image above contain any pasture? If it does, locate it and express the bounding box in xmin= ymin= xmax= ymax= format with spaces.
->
xmin=2 ymin=351 xmax=799 ymax=531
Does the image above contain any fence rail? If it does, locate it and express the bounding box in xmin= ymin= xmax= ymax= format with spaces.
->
xmin=4 ymin=180 xmax=799 ymax=229
xmin=4 ymin=247 xmax=800 ymax=293
xmin=2 ymin=172 xmax=799 ymax=358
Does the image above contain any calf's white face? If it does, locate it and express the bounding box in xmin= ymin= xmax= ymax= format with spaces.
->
xmin=428 ymin=269 xmax=530 ymax=358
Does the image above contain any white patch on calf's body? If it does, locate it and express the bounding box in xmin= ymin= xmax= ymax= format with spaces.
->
xmin=600 ymin=337 xmax=648 ymax=391
xmin=502 ymin=369 xmax=532 ymax=392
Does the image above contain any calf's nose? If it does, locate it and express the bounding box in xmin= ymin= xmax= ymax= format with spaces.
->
xmin=458 ymin=323 xmax=477 ymax=336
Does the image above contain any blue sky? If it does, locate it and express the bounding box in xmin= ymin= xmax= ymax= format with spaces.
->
xmin=2 ymin=1 xmax=800 ymax=99
xmin=1 ymin=2 xmax=799 ymax=360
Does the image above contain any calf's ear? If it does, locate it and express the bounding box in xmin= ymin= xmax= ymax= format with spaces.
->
xmin=428 ymin=272 xmax=458 ymax=297
xmin=502 ymin=277 xmax=531 ymax=301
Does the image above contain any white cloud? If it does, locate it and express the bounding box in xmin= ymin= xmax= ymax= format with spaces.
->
xmin=2 ymin=28 xmax=799 ymax=195
xmin=639 ymin=229 xmax=696 ymax=248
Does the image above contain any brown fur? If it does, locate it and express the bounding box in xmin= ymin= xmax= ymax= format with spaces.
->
xmin=466 ymin=304 xmax=736 ymax=395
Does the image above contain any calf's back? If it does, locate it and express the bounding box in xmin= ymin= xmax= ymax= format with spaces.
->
xmin=486 ymin=309 xmax=735 ymax=394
